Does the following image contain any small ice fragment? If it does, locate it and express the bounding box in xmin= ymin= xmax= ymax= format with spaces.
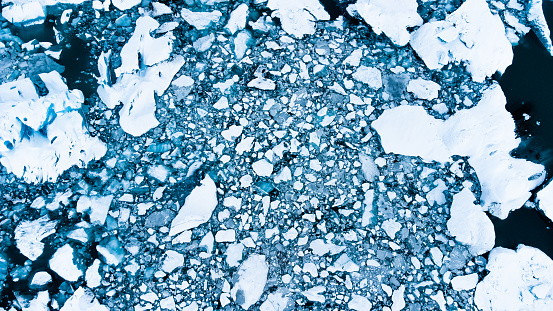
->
xmin=231 ymin=254 xmax=269 ymax=309
xmin=348 ymin=294 xmax=372 ymax=311
xmin=221 ymin=125 xmax=243 ymax=141
xmin=112 ymin=0 xmax=141 ymax=10
xmin=301 ymin=285 xmax=326 ymax=303
xmin=430 ymin=247 xmax=444 ymax=266
xmin=391 ymin=285 xmax=406 ymax=311
xmin=49 ymin=244 xmax=82 ymax=282
xmin=381 ymin=219 xmax=401 ymax=239
xmin=343 ymin=49 xmax=363 ymax=67
xmin=407 ymin=78 xmax=441 ymax=100
xmin=215 ymin=229 xmax=236 ymax=243
xmin=169 ymin=176 xmax=218 ymax=236
xmin=148 ymin=165 xmax=169 ymax=182
xmin=152 ymin=2 xmax=172 ymax=16
xmin=451 ymin=273 xmax=479 ymax=291
xmin=266 ymin=0 xmax=330 ymax=38
xmin=226 ymin=243 xmax=244 ymax=267
xmin=30 ymin=272 xmax=52 ymax=287
xmin=329 ymin=254 xmax=360 ymax=272
xmin=85 ymin=259 xmax=102 ymax=288
xmin=247 ymin=78 xmax=276 ymax=90
xmin=96 ymin=237 xmax=126 ymax=266
xmin=234 ymin=30 xmax=252 ymax=60
xmin=252 ymin=159 xmax=273 ymax=177
xmin=214 ymin=97 xmax=230 ymax=110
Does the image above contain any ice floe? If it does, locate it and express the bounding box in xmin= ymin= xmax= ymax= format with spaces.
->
xmin=15 ymin=215 xmax=57 ymax=261
xmin=347 ymin=0 xmax=422 ymax=46
xmin=373 ymin=84 xmax=545 ymax=219
xmin=266 ymin=0 xmax=330 ymax=38
xmin=169 ymin=175 xmax=218 ymax=236
xmin=447 ymin=188 xmax=495 ymax=255
xmin=49 ymin=244 xmax=82 ymax=282
xmin=0 ymin=72 xmax=106 ymax=183
xmin=474 ymin=245 xmax=553 ymax=310
xmin=410 ymin=0 xmax=513 ymax=82
xmin=97 ymin=16 xmax=185 ymax=136
xmin=231 ymin=254 xmax=268 ymax=310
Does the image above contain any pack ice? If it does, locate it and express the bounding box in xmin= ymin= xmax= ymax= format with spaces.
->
xmin=97 ymin=15 xmax=185 ymax=136
xmin=410 ymin=0 xmax=513 ymax=82
xmin=372 ymin=84 xmax=545 ymax=219
xmin=0 ymin=71 xmax=107 ymax=183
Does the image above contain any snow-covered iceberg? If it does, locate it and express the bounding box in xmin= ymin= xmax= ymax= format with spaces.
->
xmin=474 ymin=245 xmax=553 ymax=310
xmin=347 ymin=0 xmax=422 ymax=46
xmin=410 ymin=0 xmax=513 ymax=82
xmin=97 ymin=16 xmax=185 ymax=137
xmin=0 ymin=71 xmax=106 ymax=183
xmin=372 ymin=84 xmax=545 ymax=219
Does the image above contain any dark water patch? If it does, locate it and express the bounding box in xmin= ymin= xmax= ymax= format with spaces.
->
xmin=319 ymin=0 xmax=346 ymax=21
xmin=490 ymin=208 xmax=553 ymax=259
xmin=7 ymin=16 xmax=56 ymax=43
xmin=57 ymin=36 xmax=98 ymax=97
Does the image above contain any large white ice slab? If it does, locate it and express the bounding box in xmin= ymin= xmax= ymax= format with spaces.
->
xmin=231 ymin=254 xmax=268 ymax=310
xmin=347 ymin=0 xmax=422 ymax=46
xmin=49 ymin=244 xmax=83 ymax=282
xmin=267 ymin=0 xmax=330 ymax=38
xmin=15 ymin=216 xmax=57 ymax=261
xmin=447 ymin=188 xmax=495 ymax=255
xmin=0 ymin=71 xmax=106 ymax=183
xmin=474 ymin=245 xmax=553 ymax=310
xmin=169 ymin=175 xmax=218 ymax=236
xmin=410 ymin=0 xmax=513 ymax=82
xmin=60 ymin=287 xmax=109 ymax=311
xmin=97 ymin=16 xmax=185 ymax=136
xmin=372 ymin=84 xmax=545 ymax=219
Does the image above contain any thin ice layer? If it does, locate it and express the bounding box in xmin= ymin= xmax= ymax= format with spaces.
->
xmin=267 ymin=0 xmax=330 ymax=38
xmin=446 ymin=188 xmax=495 ymax=255
xmin=474 ymin=245 xmax=553 ymax=310
xmin=231 ymin=254 xmax=269 ymax=310
xmin=97 ymin=16 xmax=185 ymax=136
xmin=410 ymin=0 xmax=513 ymax=82
xmin=372 ymin=84 xmax=545 ymax=219
xmin=348 ymin=0 xmax=422 ymax=46
xmin=0 ymin=71 xmax=106 ymax=183
xmin=169 ymin=175 xmax=218 ymax=236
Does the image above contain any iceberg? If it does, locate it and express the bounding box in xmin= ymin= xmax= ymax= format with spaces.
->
xmin=97 ymin=16 xmax=185 ymax=136
xmin=347 ymin=0 xmax=422 ymax=46
xmin=266 ymin=0 xmax=330 ymax=38
xmin=410 ymin=0 xmax=513 ymax=82
xmin=0 ymin=71 xmax=106 ymax=183
xmin=372 ymin=84 xmax=545 ymax=219
xmin=474 ymin=245 xmax=553 ymax=310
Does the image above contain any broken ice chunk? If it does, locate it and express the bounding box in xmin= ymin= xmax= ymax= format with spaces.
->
xmin=85 ymin=259 xmax=101 ymax=288
xmin=301 ymin=286 xmax=326 ymax=303
xmin=447 ymin=188 xmax=494 ymax=256
xmin=49 ymin=244 xmax=82 ymax=282
xmin=76 ymin=195 xmax=113 ymax=226
xmin=348 ymin=294 xmax=372 ymax=311
xmin=329 ymin=254 xmax=360 ymax=273
xmin=169 ymin=175 xmax=218 ymax=236
xmin=225 ymin=4 xmax=249 ymax=34
xmin=152 ymin=2 xmax=172 ymax=16
xmin=231 ymin=254 xmax=269 ymax=310
xmin=381 ymin=219 xmax=401 ymax=239
xmin=343 ymin=49 xmax=363 ymax=67
xmin=30 ymin=271 xmax=52 ymax=287
xmin=148 ymin=165 xmax=169 ymax=182
xmin=221 ymin=125 xmax=243 ymax=141
xmin=96 ymin=237 xmax=126 ymax=266
xmin=451 ymin=273 xmax=478 ymax=291
xmin=352 ymin=66 xmax=382 ymax=89
xmin=407 ymin=78 xmax=441 ymax=100
xmin=112 ymin=0 xmax=141 ymax=10
xmin=161 ymin=250 xmax=185 ymax=273
xmin=348 ymin=0 xmax=422 ymax=46
xmin=181 ymin=8 xmax=222 ymax=30
xmin=215 ymin=229 xmax=236 ymax=242
xmin=391 ymin=285 xmax=406 ymax=311
xmin=247 ymin=78 xmax=276 ymax=90
xmin=225 ymin=243 xmax=244 ymax=267
xmin=15 ymin=216 xmax=57 ymax=261
xmin=234 ymin=30 xmax=252 ymax=60
xmin=2 ymin=2 xmax=47 ymax=25
xmin=260 ymin=290 xmax=290 ymax=311
xmin=60 ymin=287 xmax=109 ymax=311
xmin=252 ymin=159 xmax=273 ymax=177
xmin=474 ymin=245 xmax=553 ymax=310
xmin=410 ymin=0 xmax=513 ymax=82
xmin=266 ymin=0 xmax=330 ymax=38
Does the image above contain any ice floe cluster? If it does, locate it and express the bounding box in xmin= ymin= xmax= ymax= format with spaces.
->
xmin=1 ymin=0 xmax=553 ymax=310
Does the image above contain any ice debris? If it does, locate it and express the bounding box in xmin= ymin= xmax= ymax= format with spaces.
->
xmin=266 ymin=0 xmax=330 ymax=38
xmin=474 ymin=245 xmax=553 ymax=310
xmin=15 ymin=215 xmax=57 ymax=261
xmin=527 ymin=0 xmax=553 ymax=56
xmin=60 ymin=287 xmax=109 ymax=311
xmin=97 ymin=16 xmax=185 ymax=136
xmin=231 ymin=254 xmax=268 ymax=310
xmin=347 ymin=0 xmax=422 ymax=46
xmin=447 ymin=188 xmax=495 ymax=255
xmin=410 ymin=0 xmax=513 ymax=82
xmin=407 ymin=78 xmax=441 ymax=100
xmin=169 ymin=175 xmax=218 ymax=236
xmin=49 ymin=244 xmax=82 ymax=282
xmin=260 ymin=290 xmax=290 ymax=311
xmin=181 ymin=8 xmax=222 ymax=30
xmin=0 ymin=71 xmax=107 ymax=183
xmin=373 ymin=84 xmax=545 ymax=219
